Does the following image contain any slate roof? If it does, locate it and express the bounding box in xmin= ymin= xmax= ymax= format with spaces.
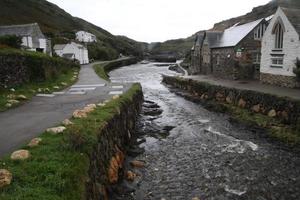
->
xmin=194 ymin=32 xmax=205 ymax=47
xmin=204 ymin=31 xmax=223 ymax=48
xmin=62 ymin=53 xmax=75 ymax=59
xmin=53 ymin=44 xmax=67 ymax=50
xmin=211 ymin=18 xmax=265 ymax=48
xmin=0 ymin=23 xmax=45 ymax=38
xmin=281 ymin=7 xmax=300 ymax=36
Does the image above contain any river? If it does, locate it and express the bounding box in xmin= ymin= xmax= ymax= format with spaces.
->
xmin=109 ymin=62 xmax=300 ymax=200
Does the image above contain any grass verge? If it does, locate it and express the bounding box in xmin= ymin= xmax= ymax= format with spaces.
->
xmin=0 ymin=83 xmax=142 ymax=199
xmin=0 ymin=67 xmax=79 ymax=112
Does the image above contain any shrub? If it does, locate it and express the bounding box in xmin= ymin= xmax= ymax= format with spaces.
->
xmin=0 ymin=35 xmax=22 ymax=49
xmin=87 ymin=43 xmax=118 ymax=61
xmin=0 ymin=48 xmax=79 ymax=88
xmin=293 ymin=58 xmax=300 ymax=81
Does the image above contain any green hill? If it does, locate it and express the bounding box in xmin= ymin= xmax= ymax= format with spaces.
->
xmin=0 ymin=0 xmax=145 ymax=60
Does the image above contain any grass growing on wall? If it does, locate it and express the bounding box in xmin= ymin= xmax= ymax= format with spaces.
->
xmin=93 ymin=57 xmax=138 ymax=81
xmin=0 ymin=83 xmax=142 ymax=200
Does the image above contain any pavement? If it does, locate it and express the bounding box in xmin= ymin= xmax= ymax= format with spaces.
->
xmin=0 ymin=61 xmax=131 ymax=157
xmin=184 ymin=74 xmax=300 ymax=100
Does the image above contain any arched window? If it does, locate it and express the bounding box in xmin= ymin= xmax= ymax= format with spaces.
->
xmin=273 ymin=22 xmax=284 ymax=49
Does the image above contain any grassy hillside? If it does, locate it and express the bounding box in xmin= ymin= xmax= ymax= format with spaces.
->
xmin=151 ymin=0 xmax=300 ymax=60
xmin=149 ymin=35 xmax=196 ymax=59
xmin=0 ymin=0 xmax=145 ymax=59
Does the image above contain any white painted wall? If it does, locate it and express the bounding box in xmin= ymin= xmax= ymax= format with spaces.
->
xmin=39 ymin=38 xmax=47 ymax=53
xmin=76 ymin=31 xmax=97 ymax=43
xmin=55 ymin=42 xmax=89 ymax=64
xmin=261 ymin=7 xmax=300 ymax=77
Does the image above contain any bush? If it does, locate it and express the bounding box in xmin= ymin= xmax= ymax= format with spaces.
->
xmin=0 ymin=35 xmax=22 ymax=49
xmin=87 ymin=43 xmax=118 ymax=61
xmin=293 ymin=58 xmax=300 ymax=81
xmin=0 ymin=48 xmax=79 ymax=88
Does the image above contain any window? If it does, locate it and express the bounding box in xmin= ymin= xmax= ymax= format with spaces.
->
xmin=273 ymin=22 xmax=284 ymax=49
xmin=271 ymin=54 xmax=284 ymax=67
xmin=254 ymin=23 xmax=266 ymax=40
xmin=253 ymin=53 xmax=261 ymax=64
xmin=216 ymin=54 xmax=220 ymax=65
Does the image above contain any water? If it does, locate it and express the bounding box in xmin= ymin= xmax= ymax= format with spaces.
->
xmin=109 ymin=63 xmax=300 ymax=200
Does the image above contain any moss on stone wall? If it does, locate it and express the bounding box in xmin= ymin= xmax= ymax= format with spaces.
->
xmin=93 ymin=57 xmax=138 ymax=81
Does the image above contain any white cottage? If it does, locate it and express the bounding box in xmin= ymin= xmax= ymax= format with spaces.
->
xmin=54 ymin=42 xmax=89 ymax=64
xmin=260 ymin=7 xmax=300 ymax=88
xmin=76 ymin=31 xmax=97 ymax=43
xmin=0 ymin=23 xmax=52 ymax=56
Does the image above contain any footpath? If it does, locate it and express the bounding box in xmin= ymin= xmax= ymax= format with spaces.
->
xmin=0 ymin=60 xmax=131 ymax=156
xmin=185 ymin=74 xmax=300 ymax=100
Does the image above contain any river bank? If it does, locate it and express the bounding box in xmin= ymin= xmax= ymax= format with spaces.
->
xmin=0 ymin=58 xmax=144 ymax=200
xmin=109 ymin=63 xmax=300 ymax=200
xmin=162 ymin=75 xmax=300 ymax=147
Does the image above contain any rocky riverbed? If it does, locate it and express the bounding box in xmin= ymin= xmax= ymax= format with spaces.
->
xmin=109 ymin=63 xmax=300 ymax=200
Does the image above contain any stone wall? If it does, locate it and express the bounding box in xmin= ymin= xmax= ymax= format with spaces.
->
xmin=162 ymin=75 xmax=300 ymax=126
xmin=260 ymin=73 xmax=299 ymax=88
xmin=211 ymin=26 xmax=263 ymax=80
xmin=0 ymin=49 xmax=79 ymax=88
xmin=86 ymin=86 xmax=143 ymax=200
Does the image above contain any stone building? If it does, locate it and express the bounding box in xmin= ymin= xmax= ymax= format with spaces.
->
xmin=210 ymin=19 xmax=268 ymax=80
xmin=54 ymin=42 xmax=89 ymax=64
xmin=201 ymin=31 xmax=222 ymax=75
xmin=260 ymin=6 xmax=300 ymax=88
xmin=190 ymin=32 xmax=205 ymax=74
xmin=0 ymin=23 xmax=52 ymax=56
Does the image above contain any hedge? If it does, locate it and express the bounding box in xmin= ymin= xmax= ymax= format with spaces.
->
xmin=0 ymin=48 xmax=79 ymax=88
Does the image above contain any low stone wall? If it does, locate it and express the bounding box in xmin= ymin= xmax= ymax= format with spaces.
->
xmin=103 ymin=57 xmax=138 ymax=74
xmin=162 ymin=75 xmax=300 ymax=126
xmin=85 ymin=85 xmax=143 ymax=199
xmin=0 ymin=48 xmax=79 ymax=88
xmin=260 ymin=72 xmax=299 ymax=88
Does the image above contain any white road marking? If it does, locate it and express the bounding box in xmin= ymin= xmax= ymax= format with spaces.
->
xmin=36 ymin=94 xmax=55 ymax=97
xmin=68 ymin=91 xmax=86 ymax=95
xmin=69 ymin=87 xmax=96 ymax=92
xmin=52 ymin=92 xmax=65 ymax=95
xmin=111 ymin=85 xmax=124 ymax=89
xmin=72 ymin=84 xmax=105 ymax=88
xmin=109 ymin=91 xmax=123 ymax=95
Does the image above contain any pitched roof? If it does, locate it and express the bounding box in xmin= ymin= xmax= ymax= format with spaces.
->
xmin=0 ymin=23 xmax=45 ymax=38
xmin=204 ymin=31 xmax=223 ymax=48
xmin=281 ymin=7 xmax=300 ymax=36
xmin=53 ymin=44 xmax=67 ymax=50
xmin=194 ymin=32 xmax=205 ymax=47
xmin=211 ymin=18 xmax=265 ymax=48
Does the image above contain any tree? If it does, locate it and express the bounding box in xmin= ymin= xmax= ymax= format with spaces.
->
xmin=293 ymin=58 xmax=300 ymax=81
xmin=0 ymin=35 xmax=22 ymax=49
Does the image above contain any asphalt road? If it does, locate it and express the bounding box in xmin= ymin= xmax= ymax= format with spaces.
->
xmin=0 ymin=61 xmax=132 ymax=157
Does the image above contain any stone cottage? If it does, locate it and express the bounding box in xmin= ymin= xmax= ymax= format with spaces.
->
xmin=54 ymin=42 xmax=89 ymax=65
xmin=200 ymin=31 xmax=223 ymax=75
xmin=260 ymin=6 xmax=300 ymax=88
xmin=210 ymin=19 xmax=268 ymax=80
xmin=190 ymin=32 xmax=205 ymax=74
xmin=0 ymin=23 xmax=52 ymax=56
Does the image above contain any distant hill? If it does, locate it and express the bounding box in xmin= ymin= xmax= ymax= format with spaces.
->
xmin=151 ymin=0 xmax=300 ymax=59
xmin=148 ymin=36 xmax=196 ymax=59
xmin=0 ymin=0 xmax=145 ymax=60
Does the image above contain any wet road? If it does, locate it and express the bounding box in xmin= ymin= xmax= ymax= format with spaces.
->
xmin=109 ymin=63 xmax=300 ymax=200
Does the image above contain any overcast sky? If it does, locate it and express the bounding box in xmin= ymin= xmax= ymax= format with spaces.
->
xmin=47 ymin=0 xmax=271 ymax=43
